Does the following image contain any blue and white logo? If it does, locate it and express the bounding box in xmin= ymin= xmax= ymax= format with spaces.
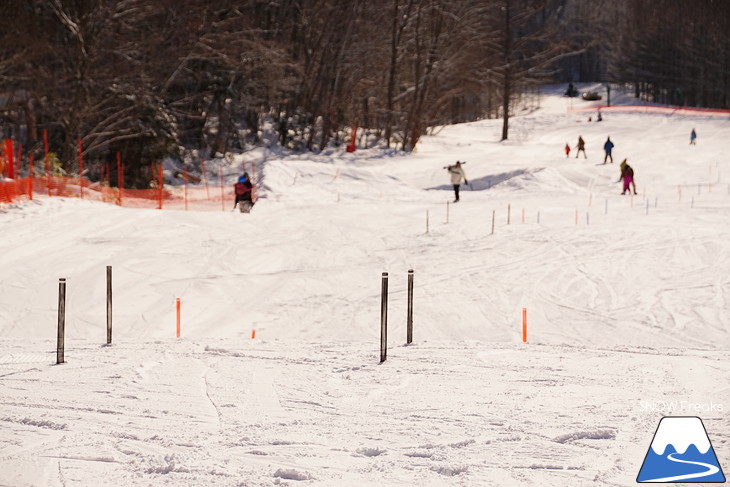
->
xmin=637 ymin=416 xmax=725 ymax=483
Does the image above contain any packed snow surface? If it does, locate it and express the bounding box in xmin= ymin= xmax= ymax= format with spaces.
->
xmin=1 ymin=85 xmax=729 ymax=485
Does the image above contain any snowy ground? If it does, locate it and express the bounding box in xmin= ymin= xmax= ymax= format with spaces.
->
xmin=1 ymin=85 xmax=729 ymax=485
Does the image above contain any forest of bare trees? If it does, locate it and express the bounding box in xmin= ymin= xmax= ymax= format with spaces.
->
xmin=0 ymin=1 xmax=728 ymax=186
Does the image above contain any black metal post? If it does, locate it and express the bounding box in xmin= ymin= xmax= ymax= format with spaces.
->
xmin=380 ymin=272 xmax=388 ymax=363
xmin=57 ymin=278 xmax=66 ymax=364
xmin=406 ymin=270 xmax=414 ymax=344
xmin=106 ymin=265 xmax=112 ymax=344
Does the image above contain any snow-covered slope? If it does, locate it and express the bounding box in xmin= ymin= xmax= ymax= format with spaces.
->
xmin=1 ymin=85 xmax=728 ymax=486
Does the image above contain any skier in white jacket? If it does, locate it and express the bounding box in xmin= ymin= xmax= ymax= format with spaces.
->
xmin=446 ymin=161 xmax=468 ymax=202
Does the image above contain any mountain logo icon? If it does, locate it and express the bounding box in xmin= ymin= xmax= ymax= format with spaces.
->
xmin=637 ymin=416 xmax=726 ymax=483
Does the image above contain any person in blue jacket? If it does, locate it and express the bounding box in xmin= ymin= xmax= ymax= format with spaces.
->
xmin=603 ymin=136 xmax=614 ymax=164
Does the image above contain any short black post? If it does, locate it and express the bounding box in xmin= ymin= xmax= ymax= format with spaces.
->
xmin=406 ymin=270 xmax=414 ymax=344
xmin=380 ymin=272 xmax=388 ymax=363
xmin=106 ymin=265 xmax=112 ymax=344
xmin=57 ymin=278 xmax=66 ymax=364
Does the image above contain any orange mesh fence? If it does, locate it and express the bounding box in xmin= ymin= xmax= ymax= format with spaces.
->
xmin=0 ymin=180 xmax=19 ymax=203
xmin=2 ymin=176 xmax=238 ymax=211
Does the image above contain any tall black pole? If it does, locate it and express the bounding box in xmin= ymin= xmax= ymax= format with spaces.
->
xmin=57 ymin=278 xmax=66 ymax=364
xmin=380 ymin=272 xmax=389 ymax=363
xmin=106 ymin=266 xmax=112 ymax=344
xmin=406 ymin=270 xmax=414 ymax=344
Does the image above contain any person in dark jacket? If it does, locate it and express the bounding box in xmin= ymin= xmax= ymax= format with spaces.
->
xmin=618 ymin=159 xmax=637 ymax=195
xmin=603 ymin=137 xmax=614 ymax=164
xmin=233 ymin=173 xmax=253 ymax=211
xmin=575 ymin=136 xmax=587 ymax=159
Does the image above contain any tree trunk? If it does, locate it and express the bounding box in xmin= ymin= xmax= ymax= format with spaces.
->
xmin=501 ymin=0 xmax=512 ymax=141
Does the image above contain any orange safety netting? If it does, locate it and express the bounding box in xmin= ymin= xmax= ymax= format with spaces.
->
xmin=0 ymin=176 xmax=241 ymax=211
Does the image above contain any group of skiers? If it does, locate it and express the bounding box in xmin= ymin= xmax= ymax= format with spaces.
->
xmin=564 ymin=135 xmax=636 ymax=195
xmin=238 ymin=128 xmax=698 ymax=206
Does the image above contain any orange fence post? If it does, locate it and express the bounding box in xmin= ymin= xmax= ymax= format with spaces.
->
xmin=78 ymin=138 xmax=83 ymax=199
xmin=251 ymin=329 xmax=256 ymax=339
xmin=44 ymin=129 xmax=50 ymax=196
xmin=522 ymin=308 xmax=527 ymax=343
xmin=176 ymin=298 xmax=181 ymax=338
xmin=28 ymin=154 xmax=33 ymax=200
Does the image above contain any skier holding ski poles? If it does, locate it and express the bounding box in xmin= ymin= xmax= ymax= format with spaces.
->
xmin=444 ymin=161 xmax=468 ymax=202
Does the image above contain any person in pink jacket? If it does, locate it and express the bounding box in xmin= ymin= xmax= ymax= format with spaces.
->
xmin=618 ymin=159 xmax=637 ymax=195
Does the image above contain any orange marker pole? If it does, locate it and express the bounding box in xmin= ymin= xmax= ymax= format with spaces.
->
xmin=251 ymin=329 xmax=256 ymax=339
xmin=176 ymin=298 xmax=181 ymax=338
xmin=522 ymin=308 xmax=527 ymax=343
